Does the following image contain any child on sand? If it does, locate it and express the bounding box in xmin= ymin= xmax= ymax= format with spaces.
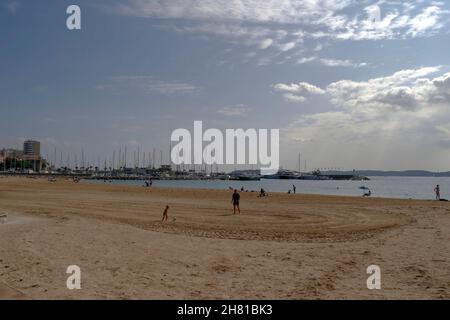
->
xmin=162 ymin=205 xmax=169 ymax=222
xmin=258 ymin=188 xmax=267 ymax=197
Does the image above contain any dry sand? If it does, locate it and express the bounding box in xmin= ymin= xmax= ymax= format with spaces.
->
xmin=0 ymin=176 xmax=449 ymax=299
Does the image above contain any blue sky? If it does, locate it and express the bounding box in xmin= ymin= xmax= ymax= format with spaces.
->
xmin=1 ymin=0 xmax=450 ymax=170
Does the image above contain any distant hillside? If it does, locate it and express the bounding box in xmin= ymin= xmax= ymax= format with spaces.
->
xmin=322 ymin=170 xmax=450 ymax=177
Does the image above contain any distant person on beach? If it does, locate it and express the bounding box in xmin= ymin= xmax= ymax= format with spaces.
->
xmin=162 ymin=205 xmax=169 ymax=222
xmin=434 ymin=185 xmax=440 ymax=200
xmin=258 ymin=188 xmax=267 ymax=197
xmin=232 ymin=190 xmax=240 ymax=214
xmin=363 ymin=189 xmax=372 ymax=197
xmin=293 ymin=185 xmax=296 ymax=194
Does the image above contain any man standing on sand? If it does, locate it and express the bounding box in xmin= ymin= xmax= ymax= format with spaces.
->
xmin=293 ymin=184 xmax=296 ymax=194
xmin=232 ymin=189 xmax=240 ymax=214
xmin=434 ymin=185 xmax=440 ymax=200
xmin=162 ymin=205 xmax=169 ymax=222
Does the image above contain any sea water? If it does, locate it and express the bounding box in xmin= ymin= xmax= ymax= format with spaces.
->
xmin=85 ymin=176 xmax=450 ymax=200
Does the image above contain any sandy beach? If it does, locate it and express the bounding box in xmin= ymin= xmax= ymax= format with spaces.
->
xmin=0 ymin=176 xmax=449 ymax=299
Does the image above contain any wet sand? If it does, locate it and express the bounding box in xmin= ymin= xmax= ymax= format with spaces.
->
xmin=0 ymin=176 xmax=449 ymax=299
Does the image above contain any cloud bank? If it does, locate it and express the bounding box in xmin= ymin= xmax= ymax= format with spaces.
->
xmin=276 ymin=67 xmax=450 ymax=169
xmin=109 ymin=0 xmax=449 ymax=61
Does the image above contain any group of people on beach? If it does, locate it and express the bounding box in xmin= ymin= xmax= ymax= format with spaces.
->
xmin=157 ymin=182 xmax=450 ymax=222
xmin=144 ymin=179 xmax=153 ymax=187
xmin=160 ymin=183 xmax=448 ymax=222
xmin=160 ymin=183 xmax=300 ymax=221
xmin=161 ymin=188 xmax=242 ymax=221
xmin=288 ymin=185 xmax=296 ymax=194
xmin=160 ymin=183 xmax=301 ymax=221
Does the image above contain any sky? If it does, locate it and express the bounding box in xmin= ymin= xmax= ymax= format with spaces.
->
xmin=1 ymin=0 xmax=450 ymax=171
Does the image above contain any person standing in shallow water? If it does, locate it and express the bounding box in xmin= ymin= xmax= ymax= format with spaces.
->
xmin=232 ymin=189 xmax=240 ymax=214
xmin=434 ymin=185 xmax=440 ymax=200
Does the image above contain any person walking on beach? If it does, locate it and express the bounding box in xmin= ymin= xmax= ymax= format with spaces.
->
xmin=292 ymin=184 xmax=296 ymax=194
xmin=162 ymin=205 xmax=169 ymax=222
xmin=434 ymin=185 xmax=440 ymax=200
xmin=232 ymin=190 xmax=240 ymax=214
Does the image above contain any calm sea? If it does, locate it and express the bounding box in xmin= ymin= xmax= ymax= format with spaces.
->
xmin=85 ymin=176 xmax=450 ymax=200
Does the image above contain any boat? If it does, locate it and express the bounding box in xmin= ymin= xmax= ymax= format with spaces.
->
xmin=229 ymin=170 xmax=261 ymax=181
xmin=262 ymin=169 xmax=301 ymax=179
xmin=298 ymin=170 xmax=331 ymax=180
xmin=298 ymin=174 xmax=331 ymax=180
xmin=236 ymin=174 xmax=260 ymax=181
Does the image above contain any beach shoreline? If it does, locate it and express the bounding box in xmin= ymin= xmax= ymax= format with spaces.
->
xmin=0 ymin=176 xmax=449 ymax=299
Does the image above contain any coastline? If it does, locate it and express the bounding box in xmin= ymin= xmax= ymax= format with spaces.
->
xmin=1 ymin=176 xmax=449 ymax=299
xmin=2 ymin=173 xmax=447 ymax=200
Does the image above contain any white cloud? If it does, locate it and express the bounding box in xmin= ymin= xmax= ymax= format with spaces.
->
xmin=168 ymin=23 xmax=289 ymax=54
xmin=276 ymin=66 xmax=445 ymax=108
xmin=114 ymin=0 xmax=352 ymax=24
xmin=274 ymin=82 xmax=326 ymax=95
xmin=114 ymin=1 xmax=449 ymax=40
xmin=217 ymin=104 xmax=251 ymax=116
xmin=282 ymin=94 xmax=307 ymax=103
xmin=326 ymin=67 xmax=443 ymax=110
xmin=313 ymin=43 xmax=324 ymax=51
xmin=96 ymin=76 xmax=200 ymax=95
xmin=143 ymin=81 xmax=199 ymax=95
xmin=259 ymin=38 xmax=273 ymax=49
xmin=256 ymin=57 xmax=272 ymax=67
xmin=273 ymin=81 xmax=325 ymax=102
xmin=278 ymin=41 xmax=296 ymax=52
xmin=280 ymin=67 xmax=450 ymax=169
xmin=110 ymin=1 xmax=449 ymax=66
xmin=319 ymin=58 xmax=367 ymax=68
xmin=328 ymin=4 xmax=449 ymax=41
xmin=171 ymin=24 xmax=279 ymax=41
xmin=297 ymin=56 xmax=317 ymax=64
xmin=407 ymin=6 xmax=445 ymax=37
